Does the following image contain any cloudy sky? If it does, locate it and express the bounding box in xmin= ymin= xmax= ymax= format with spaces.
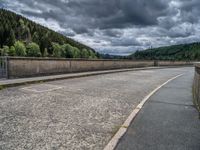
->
xmin=1 ymin=0 xmax=200 ymax=55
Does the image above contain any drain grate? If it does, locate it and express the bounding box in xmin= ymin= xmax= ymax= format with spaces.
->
xmin=21 ymin=84 xmax=63 ymax=93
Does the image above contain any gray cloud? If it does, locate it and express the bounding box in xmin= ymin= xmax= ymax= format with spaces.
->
xmin=1 ymin=0 xmax=200 ymax=55
xmin=111 ymin=37 xmax=141 ymax=47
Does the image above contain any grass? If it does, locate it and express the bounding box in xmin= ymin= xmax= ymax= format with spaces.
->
xmin=110 ymin=125 xmax=121 ymax=138
xmin=0 ymin=85 xmax=4 ymax=90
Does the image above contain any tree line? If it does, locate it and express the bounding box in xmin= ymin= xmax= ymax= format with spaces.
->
xmin=131 ymin=42 xmax=200 ymax=61
xmin=0 ymin=9 xmax=98 ymax=58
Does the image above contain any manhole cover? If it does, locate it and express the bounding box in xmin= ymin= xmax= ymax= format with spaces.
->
xmin=21 ymin=84 xmax=63 ymax=93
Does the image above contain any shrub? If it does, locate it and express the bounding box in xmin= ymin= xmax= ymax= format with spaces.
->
xmin=52 ymin=42 xmax=62 ymax=57
xmin=88 ymin=50 xmax=97 ymax=59
xmin=63 ymin=44 xmax=74 ymax=58
xmin=73 ymin=47 xmax=81 ymax=58
xmin=43 ymin=48 xmax=49 ymax=57
xmin=1 ymin=46 xmax=9 ymax=56
xmin=0 ymin=48 xmax=2 ymax=56
xmin=9 ymin=46 xmax=16 ymax=56
xmin=81 ymin=48 xmax=89 ymax=58
xmin=26 ymin=42 xmax=41 ymax=57
xmin=14 ymin=41 xmax=26 ymax=56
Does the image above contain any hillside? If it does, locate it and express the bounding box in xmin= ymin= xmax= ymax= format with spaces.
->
xmin=131 ymin=42 xmax=200 ymax=61
xmin=0 ymin=9 xmax=98 ymax=58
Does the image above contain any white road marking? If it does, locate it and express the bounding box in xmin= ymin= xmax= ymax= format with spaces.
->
xmin=103 ymin=73 xmax=184 ymax=150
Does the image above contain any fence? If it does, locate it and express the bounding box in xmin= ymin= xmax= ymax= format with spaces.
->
xmin=0 ymin=57 xmax=7 ymax=79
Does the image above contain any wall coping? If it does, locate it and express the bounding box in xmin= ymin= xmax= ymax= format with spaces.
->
xmin=194 ymin=62 xmax=200 ymax=66
xmin=4 ymin=56 xmax=195 ymax=62
xmin=6 ymin=56 xmax=154 ymax=62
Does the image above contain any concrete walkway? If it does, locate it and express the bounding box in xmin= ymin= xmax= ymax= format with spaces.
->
xmin=115 ymin=69 xmax=200 ymax=150
xmin=0 ymin=67 xmax=192 ymax=150
xmin=0 ymin=67 xmax=162 ymax=88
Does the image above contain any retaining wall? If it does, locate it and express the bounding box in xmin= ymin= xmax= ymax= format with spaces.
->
xmin=193 ymin=63 xmax=200 ymax=112
xmin=6 ymin=57 xmax=192 ymax=78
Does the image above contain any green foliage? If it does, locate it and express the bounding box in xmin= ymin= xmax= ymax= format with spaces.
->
xmin=81 ymin=48 xmax=89 ymax=58
xmin=73 ymin=47 xmax=81 ymax=58
xmin=7 ymin=29 xmax=15 ymax=46
xmin=0 ymin=9 xmax=98 ymax=58
xmin=9 ymin=46 xmax=16 ymax=56
xmin=88 ymin=50 xmax=97 ymax=59
xmin=63 ymin=44 xmax=75 ymax=58
xmin=132 ymin=42 xmax=200 ymax=61
xmin=52 ymin=42 xmax=62 ymax=57
xmin=0 ymin=46 xmax=9 ymax=56
xmin=26 ymin=42 xmax=41 ymax=57
xmin=14 ymin=41 xmax=26 ymax=56
xmin=43 ymin=48 xmax=48 ymax=57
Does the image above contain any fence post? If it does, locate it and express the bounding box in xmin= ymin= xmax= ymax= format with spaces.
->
xmin=5 ymin=56 xmax=9 ymax=79
xmin=154 ymin=60 xmax=158 ymax=66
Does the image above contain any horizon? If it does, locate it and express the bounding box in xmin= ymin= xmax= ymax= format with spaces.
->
xmin=1 ymin=0 xmax=200 ymax=56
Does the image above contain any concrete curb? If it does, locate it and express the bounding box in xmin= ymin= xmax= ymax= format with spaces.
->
xmin=103 ymin=73 xmax=184 ymax=150
xmin=0 ymin=66 xmax=188 ymax=89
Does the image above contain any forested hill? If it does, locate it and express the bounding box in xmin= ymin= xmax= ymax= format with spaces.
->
xmin=131 ymin=42 xmax=200 ymax=61
xmin=0 ymin=9 xmax=98 ymax=58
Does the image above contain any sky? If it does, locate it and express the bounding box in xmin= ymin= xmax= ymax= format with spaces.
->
xmin=1 ymin=0 xmax=200 ymax=55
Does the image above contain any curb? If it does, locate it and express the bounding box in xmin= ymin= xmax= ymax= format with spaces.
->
xmin=103 ymin=74 xmax=184 ymax=150
xmin=0 ymin=66 xmax=188 ymax=89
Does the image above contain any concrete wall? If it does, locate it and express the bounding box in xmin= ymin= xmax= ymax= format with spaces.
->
xmin=157 ymin=61 xmax=192 ymax=66
xmin=193 ymin=63 xmax=200 ymax=112
xmin=7 ymin=57 xmax=71 ymax=78
xmin=6 ymin=57 xmax=192 ymax=79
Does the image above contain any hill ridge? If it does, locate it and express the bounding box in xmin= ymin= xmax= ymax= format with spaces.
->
xmin=0 ymin=8 xmax=98 ymax=58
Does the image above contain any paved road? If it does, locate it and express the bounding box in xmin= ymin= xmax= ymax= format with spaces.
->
xmin=115 ymin=68 xmax=200 ymax=150
xmin=0 ymin=67 xmax=193 ymax=150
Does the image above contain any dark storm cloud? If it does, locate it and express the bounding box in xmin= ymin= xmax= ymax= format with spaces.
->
xmin=178 ymin=0 xmax=200 ymax=23
xmin=111 ymin=37 xmax=141 ymax=47
xmin=1 ymin=0 xmax=200 ymax=55
xmin=102 ymin=29 xmax=123 ymax=37
xmin=3 ymin=0 xmax=172 ymax=30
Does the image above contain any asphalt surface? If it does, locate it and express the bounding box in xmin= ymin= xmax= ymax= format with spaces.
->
xmin=0 ymin=67 xmax=194 ymax=150
xmin=115 ymin=68 xmax=200 ymax=150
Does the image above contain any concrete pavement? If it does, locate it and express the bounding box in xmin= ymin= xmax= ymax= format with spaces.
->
xmin=115 ymin=68 xmax=200 ymax=150
xmin=0 ymin=67 xmax=194 ymax=150
xmin=0 ymin=67 xmax=163 ymax=88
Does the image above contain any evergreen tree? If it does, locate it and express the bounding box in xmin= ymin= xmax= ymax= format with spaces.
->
xmin=7 ymin=29 xmax=15 ymax=46
xmin=0 ymin=9 xmax=98 ymax=58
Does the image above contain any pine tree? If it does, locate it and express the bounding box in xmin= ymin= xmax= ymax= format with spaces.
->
xmin=7 ymin=29 xmax=15 ymax=46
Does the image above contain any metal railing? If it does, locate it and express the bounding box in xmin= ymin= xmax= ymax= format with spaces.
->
xmin=0 ymin=57 xmax=7 ymax=79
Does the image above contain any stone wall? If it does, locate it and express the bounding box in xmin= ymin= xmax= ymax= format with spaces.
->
xmin=6 ymin=57 xmax=192 ymax=78
xmin=193 ymin=63 xmax=200 ymax=112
